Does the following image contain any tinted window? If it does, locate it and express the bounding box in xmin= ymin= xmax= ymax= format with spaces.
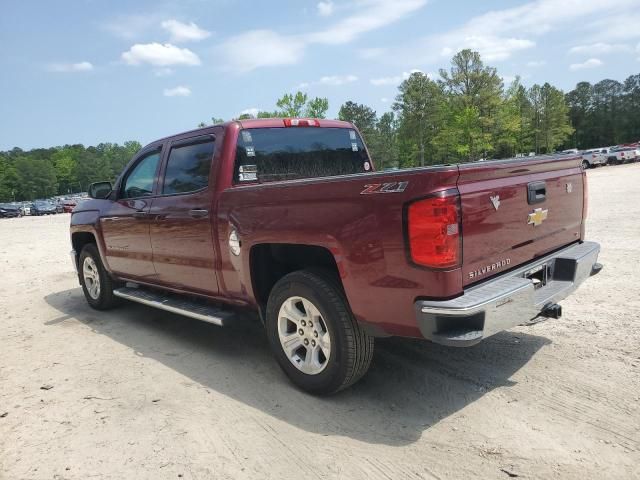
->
xmin=122 ymin=151 xmax=161 ymax=198
xmin=234 ymin=127 xmax=370 ymax=183
xmin=163 ymin=140 xmax=214 ymax=194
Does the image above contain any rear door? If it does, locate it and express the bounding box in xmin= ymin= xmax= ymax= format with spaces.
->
xmin=100 ymin=148 xmax=162 ymax=279
xmin=457 ymin=156 xmax=584 ymax=286
xmin=148 ymin=134 xmax=219 ymax=295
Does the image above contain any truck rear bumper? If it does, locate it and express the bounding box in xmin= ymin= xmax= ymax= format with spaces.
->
xmin=415 ymin=241 xmax=601 ymax=347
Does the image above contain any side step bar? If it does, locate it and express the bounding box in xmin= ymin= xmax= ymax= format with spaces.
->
xmin=113 ymin=286 xmax=233 ymax=326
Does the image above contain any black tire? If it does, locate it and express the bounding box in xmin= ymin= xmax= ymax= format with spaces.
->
xmin=266 ymin=269 xmax=374 ymax=395
xmin=582 ymin=160 xmax=589 ymax=170
xmin=78 ymin=244 xmax=120 ymax=310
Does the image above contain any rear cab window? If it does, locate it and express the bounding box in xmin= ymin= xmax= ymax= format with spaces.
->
xmin=163 ymin=138 xmax=215 ymax=195
xmin=234 ymin=127 xmax=371 ymax=184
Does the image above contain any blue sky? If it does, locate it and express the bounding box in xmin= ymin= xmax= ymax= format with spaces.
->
xmin=1 ymin=0 xmax=639 ymax=150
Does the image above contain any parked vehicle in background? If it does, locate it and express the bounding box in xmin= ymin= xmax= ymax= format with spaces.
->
xmin=609 ymin=147 xmax=637 ymax=165
xmin=561 ymin=148 xmax=579 ymax=155
xmin=69 ymin=118 xmax=602 ymax=394
xmin=0 ymin=204 xmax=22 ymax=218
xmin=580 ymin=149 xmax=607 ymax=169
xmin=20 ymin=203 xmax=31 ymax=215
xmin=63 ymin=199 xmax=77 ymax=213
xmin=31 ymin=200 xmax=57 ymax=216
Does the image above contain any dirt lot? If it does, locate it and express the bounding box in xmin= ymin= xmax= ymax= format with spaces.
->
xmin=1 ymin=164 xmax=639 ymax=480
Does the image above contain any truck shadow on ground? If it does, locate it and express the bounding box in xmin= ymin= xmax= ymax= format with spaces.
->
xmin=45 ymin=287 xmax=550 ymax=446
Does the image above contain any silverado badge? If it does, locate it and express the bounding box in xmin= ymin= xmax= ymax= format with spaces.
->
xmin=490 ymin=195 xmax=500 ymax=211
xmin=527 ymin=208 xmax=548 ymax=227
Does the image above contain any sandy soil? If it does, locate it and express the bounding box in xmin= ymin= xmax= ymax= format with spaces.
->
xmin=1 ymin=164 xmax=639 ymax=480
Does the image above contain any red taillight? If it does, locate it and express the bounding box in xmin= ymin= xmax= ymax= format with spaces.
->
xmin=407 ymin=193 xmax=461 ymax=269
xmin=283 ymin=118 xmax=320 ymax=127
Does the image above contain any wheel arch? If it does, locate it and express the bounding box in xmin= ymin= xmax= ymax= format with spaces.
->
xmin=250 ymin=243 xmax=345 ymax=311
xmin=71 ymin=231 xmax=98 ymax=270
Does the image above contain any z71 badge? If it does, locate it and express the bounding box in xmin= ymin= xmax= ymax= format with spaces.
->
xmin=360 ymin=181 xmax=408 ymax=194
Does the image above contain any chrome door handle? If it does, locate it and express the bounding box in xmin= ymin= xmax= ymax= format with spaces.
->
xmin=189 ymin=208 xmax=209 ymax=218
xmin=133 ymin=210 xmax=148 ymax=219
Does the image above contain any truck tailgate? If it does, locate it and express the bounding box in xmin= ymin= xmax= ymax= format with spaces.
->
xmin=457 ymin=156 xmax=584 ymax=286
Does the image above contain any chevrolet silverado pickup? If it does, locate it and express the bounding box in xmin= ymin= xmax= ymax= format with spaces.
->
xmin=70 ymin=118 xmax=602 ymax=394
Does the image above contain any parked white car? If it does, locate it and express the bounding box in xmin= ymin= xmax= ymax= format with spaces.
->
xmin=581 ymin=149 xmax=608 ymax=168
xmin=609 ymin=147 xmax=637 ymax=164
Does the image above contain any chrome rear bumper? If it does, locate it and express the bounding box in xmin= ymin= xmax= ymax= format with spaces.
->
xmin=415 ymin=241 xmax=601 ymax=347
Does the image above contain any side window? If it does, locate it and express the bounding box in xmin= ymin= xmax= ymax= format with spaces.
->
xmin=163 ymin=139 xmax=215 ymax=195
xmin=122 ymin=151 xmax=161 ymax=199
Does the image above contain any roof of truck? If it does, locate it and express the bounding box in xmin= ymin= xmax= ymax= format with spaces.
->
xmin=144 ymin=118 xmax=356 ymax=150
xmin=234 ymin=118 xmax=353 ymax=129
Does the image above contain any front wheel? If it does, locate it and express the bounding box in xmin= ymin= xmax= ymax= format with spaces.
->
xmin=79 ymin=244 xmax=120 ymax=310
xmin=266 ymin=270 xmax=374 ymax=395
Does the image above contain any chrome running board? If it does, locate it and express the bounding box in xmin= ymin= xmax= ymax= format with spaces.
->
xmin=113 ymin=286 xmax=232 ymax=326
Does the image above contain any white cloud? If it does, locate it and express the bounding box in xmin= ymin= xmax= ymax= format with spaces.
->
xmin=589 ymin=12 xmax=640 ymax=41
xmin=161 ymin=20 xmax=211 ymax=43
xmin=358 ymin=47 xmax=387 ymax=59
xmin=219 ymin=30 xmax=305 ymax=72
xmin=370 ymin=69 xmax=424 ymax=86
xmin=154 ymin=67 xmax=174 ymax=77
xmin=296 ymin=74 xmax=358 ymax=90
xmin=122 ymin=43 xmax=201 ymax=66
xmin=569 ymin=58 xmax=603 ymax=70
xmin=403 ymin=0 xmax=637 ymax=65
xmin=47 ymin=61 xmax=93 ymax=72
xmin=309 ymin=0 xmax=427 ymax=45
xmin=370 ymin=75 xmax=402 ymax=86
xmin=103 ymin=13 xmax=162 ymax=39
xmin=317 ymin=1 xmax=334 ymax=16
xmin=219 ymin=0 xmax=426 ymax=71
xmin=454 ymin=0 xmax=636 ymax=38
xmin=318 ymin=74 xmax=358 ymax=86
xmin=568 ymin=42 xmax=631 ymax=55
xmin=239 ymin=107 xmax=260 ymax=117
xmin=163 ymin=86 xmax=191 ymax=97
xmin=381 ymin=97 xmax=389 ymax=103
xmin=440 ymin=47 xmax=453 ymax=56
xmin=440 ymin=36 xmax=535 ymax=62
xmin=526 ymin=60 xmax=546 ymax=67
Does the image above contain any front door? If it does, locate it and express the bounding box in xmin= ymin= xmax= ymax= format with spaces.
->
xmin=100 ymin=148 xmax=162 ymax=280
xmin=148 ymin=135 xmax=219 ymax=295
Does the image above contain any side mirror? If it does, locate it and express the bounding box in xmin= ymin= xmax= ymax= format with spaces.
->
xmin=88 ymin=181 xmax=113 ymax=199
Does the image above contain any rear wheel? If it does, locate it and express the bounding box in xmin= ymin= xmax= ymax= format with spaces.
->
xmin=266 ymin=270 xmax=374 ymax=395
xmin=582 ymin=160 xmax=590 ymax=170
xmin=79 ymin=244 xmax=120 ymax=310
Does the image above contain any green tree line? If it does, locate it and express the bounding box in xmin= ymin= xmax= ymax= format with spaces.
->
xmin=0 ymin=142 xmax=141 ymax=202
xmin=2 ymin=49 xmax=638 ymax=201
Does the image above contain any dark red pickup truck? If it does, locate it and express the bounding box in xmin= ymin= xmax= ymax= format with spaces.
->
xmin=70 ymin=118 xmax=602 ymax=394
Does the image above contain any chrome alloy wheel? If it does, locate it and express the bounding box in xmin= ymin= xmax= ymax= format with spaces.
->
xmin=82 ymin=256 xmax=101 ymax=300
xmin=277 ymin=296 xmax=331 ymax=375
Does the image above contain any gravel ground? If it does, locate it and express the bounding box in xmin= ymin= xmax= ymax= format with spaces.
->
xmin=1 ymin=164 xmax=639 ymax=480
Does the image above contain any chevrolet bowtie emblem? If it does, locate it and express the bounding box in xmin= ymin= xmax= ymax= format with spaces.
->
xmin=527 ymin=208 xmax=548 ymax=227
